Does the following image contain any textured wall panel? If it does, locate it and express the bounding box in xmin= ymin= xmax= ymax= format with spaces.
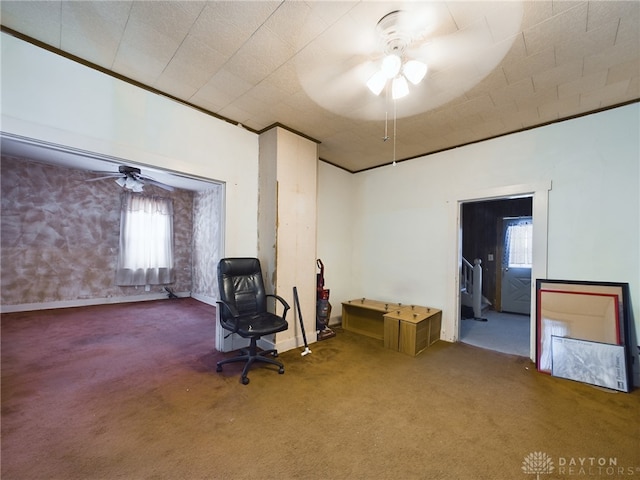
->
xmin=192 ymin=186 xmax=223 ymax=299
xmin=1 ymin=156 xmax=193 ymax=306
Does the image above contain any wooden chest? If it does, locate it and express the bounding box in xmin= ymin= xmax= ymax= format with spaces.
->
xmin=383 ymin=306 xmax=442 ymax=356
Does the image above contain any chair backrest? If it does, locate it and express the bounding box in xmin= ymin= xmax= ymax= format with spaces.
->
xmin=218 ymin=258 xmax=268 ymax=321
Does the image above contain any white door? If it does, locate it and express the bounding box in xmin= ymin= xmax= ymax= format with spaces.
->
xmin=501 ymin=217 xmax=532 ymax=315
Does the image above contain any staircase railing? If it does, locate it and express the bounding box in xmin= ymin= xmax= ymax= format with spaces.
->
xmin=462 ymin=257 xmax=483 ymax=318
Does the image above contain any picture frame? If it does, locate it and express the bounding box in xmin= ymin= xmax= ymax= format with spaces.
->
xmin=535 ymin=279 xmax=632 ymax=389
xmin=551 ymin=336 xmax=629 ymax=392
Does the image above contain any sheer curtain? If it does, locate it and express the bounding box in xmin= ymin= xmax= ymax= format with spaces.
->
xmin=116 ymin=192 xmax=175 ymax=286
xmin=504 ymin=220 xmax=533 ymax=268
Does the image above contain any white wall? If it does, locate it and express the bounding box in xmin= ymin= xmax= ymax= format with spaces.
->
xmin=336 ymin=103 xmax=639 ymax=384
xmin=1 ymin=32 xmax=259 ymax=259
xmin=316 ymin=161 xmax=355 ymax=324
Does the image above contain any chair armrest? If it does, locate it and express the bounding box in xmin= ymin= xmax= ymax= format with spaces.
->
xmin=266 ymin=294 xmax=291 ymax=319
xmin=216 ymin=300 xmax=241 ymax=332
xmin=217 ymin=299 xmax=240 ymax=317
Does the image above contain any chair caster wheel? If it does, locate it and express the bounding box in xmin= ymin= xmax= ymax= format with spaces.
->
xmin=216 ymin=364 xmax=222 ymax=372
xmin=278 ymin=367 xmax=285 ymax=374
xmin=241 ymin=376 xmax=250 ymax=385
xmin=273 ymin=352 xmax=279 ymax=357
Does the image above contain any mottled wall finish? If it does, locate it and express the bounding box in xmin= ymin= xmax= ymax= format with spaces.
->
xmin=1 ymin=156 xmax=193 ymax=307
xmin=192 ymin=186 xmax=223 ymax=300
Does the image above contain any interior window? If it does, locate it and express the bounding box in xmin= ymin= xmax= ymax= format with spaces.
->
xmin=506 ymin=222 xmax=532 ymax=268
xmin=116 ymin=193 xmax=175 ymax=286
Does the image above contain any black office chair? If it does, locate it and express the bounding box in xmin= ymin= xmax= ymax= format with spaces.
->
xmin=216 ymin=257 xmax=290 ymax=384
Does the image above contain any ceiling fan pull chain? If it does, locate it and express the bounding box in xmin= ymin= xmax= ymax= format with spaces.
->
xmin=392 ymin=99 xmax=397 ymax=166
xmin=384 ymin=110 xmax=388 ymax=141
xmin=383 ymin=85 xmax=390 ymax=142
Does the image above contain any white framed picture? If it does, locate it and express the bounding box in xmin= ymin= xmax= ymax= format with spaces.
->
xmin=551 ymin=336 xmax=629 ymax=392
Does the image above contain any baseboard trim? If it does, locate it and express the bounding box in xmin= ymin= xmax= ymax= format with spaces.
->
xmin=190 ymin=292 xmax=218 ymax=307
xmin=1 ymin=291 xmax=191 ymax=313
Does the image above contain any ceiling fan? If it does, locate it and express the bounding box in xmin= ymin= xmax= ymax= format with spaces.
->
xmin=296 ymin=2 xmax=524 ymax=121
xmin=87 ymin=165 xmax=174 ymax=192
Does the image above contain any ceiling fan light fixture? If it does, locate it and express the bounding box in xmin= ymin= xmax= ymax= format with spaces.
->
xmin=124 ymin=177 xmax=137 ymax=189
xmin=367 ymin=11 xmax=429 ymax=99
xmin=381 ymin=54 xmax=402 ymax=78
xmin=366 ymin=70 xmax=387 ymax=96
xmin=403 ymin=60 xmax=428 ymax=85
xmin=392 ymin=76 xmax=409 ymax=100
xmin=114 ymin=175 xmax=145 ymax=192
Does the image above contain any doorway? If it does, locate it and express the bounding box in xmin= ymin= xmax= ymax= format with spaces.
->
xmin=446 ymin=181 xmax=550 ymax=361
xmin=459 ymin=197 xmax=533 ymax=357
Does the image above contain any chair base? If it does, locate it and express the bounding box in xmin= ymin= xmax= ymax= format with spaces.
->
xmin=216 ymin=337 xmax=284 ymax=384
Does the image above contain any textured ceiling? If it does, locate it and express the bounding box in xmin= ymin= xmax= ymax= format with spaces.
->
xmin=1 ymin=1 xmax=639 ymax=173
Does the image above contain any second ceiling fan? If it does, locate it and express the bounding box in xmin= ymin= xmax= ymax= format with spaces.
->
xmin=88 ymin=165 xmax=174 ymax=192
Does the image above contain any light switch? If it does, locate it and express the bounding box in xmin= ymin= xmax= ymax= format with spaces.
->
xmin=488 ymin=254 xmax=494 ymax=261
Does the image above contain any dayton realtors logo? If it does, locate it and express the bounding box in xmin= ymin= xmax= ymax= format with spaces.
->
xmin=522 ymin=452 xmax=640 ymax=477
xmin=522 ymin=452 xmax=554 ymax=479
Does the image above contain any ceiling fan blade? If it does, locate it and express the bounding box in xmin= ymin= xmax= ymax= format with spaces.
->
xmin=382 ymin=5 xmax=449 ymax=44
xmin=86 ymin=174 xmax=121 ymax=182
xmin=142 ymin=178 xmax=175 ymax=192
xmin=90 ymin=169 xmax=120 ymax=174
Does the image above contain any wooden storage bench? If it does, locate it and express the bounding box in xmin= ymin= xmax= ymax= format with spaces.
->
xmin=383 ymin=306 xmax=442 ymax=356
xmin=342 ymin=298 xmax=441 ymax=356
xmin=341 ymin=298 xmax=397 ymax=340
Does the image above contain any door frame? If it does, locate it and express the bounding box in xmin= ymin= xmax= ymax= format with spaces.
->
xmin=445 ymin=181 xmax=551 ymax=361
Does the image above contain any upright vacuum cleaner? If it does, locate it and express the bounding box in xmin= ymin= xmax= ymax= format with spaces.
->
xmin=316 ymin=259 xmax=336 ymax=341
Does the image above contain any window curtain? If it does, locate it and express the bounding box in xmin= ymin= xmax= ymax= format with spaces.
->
xmin=116 ymin=192 xmax=175 ymax=286
xmin=504 ymin=219 xmax=533 ymax=268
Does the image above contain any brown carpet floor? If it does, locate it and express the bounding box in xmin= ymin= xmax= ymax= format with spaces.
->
xmin=2 ymin=298 xmax=639 ymax=479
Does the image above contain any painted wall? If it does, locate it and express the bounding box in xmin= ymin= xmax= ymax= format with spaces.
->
xmin=316 ymin=161 xmax=355 ymax=325
xmin=338 ymin=103 xmax=639 ymax=383
xmin=1 ymin=156 xmax=194 ymax=309
xmin=1 ymin=32 xmax=259 ymax=260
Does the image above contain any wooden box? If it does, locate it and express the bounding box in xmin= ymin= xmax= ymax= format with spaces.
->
xmin=342 ymin=299 xmax=403 ymax=340
xmin=384 ymin=306 xmax=442 ymax=356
